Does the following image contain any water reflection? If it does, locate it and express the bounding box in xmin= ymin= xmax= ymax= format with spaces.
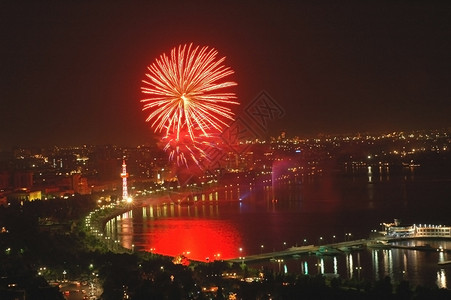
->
xmin=106 ymin=202 xmax=241 ymax=261
xmin=333 ymin=256 xmax=338 ymax=275
xmin=141 ymin=218 xmax=240 ymax=261
xmin=303 ymin=261 xmax=308 ymax=275
xmin=318 ymin=257 xmax=324 ymax=274
xmin=106 ymin=199 xmax=451 ymax=288
xmin=249 ymin=242 xmax=449 ymax=289
xmin=437 ymin=269 xmax=447 ymax=289
xmin=347 ymin=253 xmax=354 ymax=279
xmin=372 ymin=249 xmax=379 ymax=279
xmin=106 ymin=167 xmax=451 ymax=288
xmin=383 ymin=249 xmax=393 ymax=279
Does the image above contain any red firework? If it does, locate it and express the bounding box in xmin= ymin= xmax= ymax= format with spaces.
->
xmin=161 ymin=130 xmax=218 ymax=167
xmin=141 ymin=44 xmax=238 ymax=166
xmin=141 ymin=44 xmax=238 ymax=140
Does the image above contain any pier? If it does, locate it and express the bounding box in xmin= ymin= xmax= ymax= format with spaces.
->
xmin=228 ymin=236 xmax=451 ymax=264
xmin=228 ymin=239 xmax=368 ymax=263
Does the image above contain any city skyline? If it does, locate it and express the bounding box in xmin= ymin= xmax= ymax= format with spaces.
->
xmin=1 ymin=1 xmax=451 ymax=149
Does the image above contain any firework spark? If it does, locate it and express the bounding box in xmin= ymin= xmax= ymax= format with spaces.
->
xmin=141 ymin=44 xmax=238 ymax=141
xmin=161 ymin=130 xmax=217 ymax=167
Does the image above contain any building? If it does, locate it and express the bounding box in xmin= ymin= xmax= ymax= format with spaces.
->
xmin=7 ymin=189 xmax=42 ymax=203
xmin=383 ymin=219 xmax=451 ymax=238
xmin=414 ymin=225 xmax=451 ymax=238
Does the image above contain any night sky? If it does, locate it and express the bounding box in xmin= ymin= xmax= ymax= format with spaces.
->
xmin=1 ymin=1 xmax=450 ymax=149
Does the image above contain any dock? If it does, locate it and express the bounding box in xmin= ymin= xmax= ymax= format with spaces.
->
xmin=390 ymin=244 xmax=437 ymax=252
xmin=390 ymin=244 xmax=451 ymax=253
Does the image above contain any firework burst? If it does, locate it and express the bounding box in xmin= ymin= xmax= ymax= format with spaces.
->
xmin=141 ymin=44 xmax=238 ymax=140
xmin=141 ymin=44 xmax=238 ymax=166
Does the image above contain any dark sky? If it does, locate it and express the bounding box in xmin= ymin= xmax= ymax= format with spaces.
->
xmin=1 ymin=1 xmax=450 ymax=149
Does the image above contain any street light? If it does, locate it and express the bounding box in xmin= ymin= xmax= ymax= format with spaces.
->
xmin=276 ymin=259 xmax=284 ymax=273
xmin=345 ymin=233 xmax=352 ymax=241
xmin=261 ymin=245 xmax=264 ymax=254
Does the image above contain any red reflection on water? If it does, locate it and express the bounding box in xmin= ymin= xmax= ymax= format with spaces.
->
xmin=143 ymin=218 xmax=242 ymax=261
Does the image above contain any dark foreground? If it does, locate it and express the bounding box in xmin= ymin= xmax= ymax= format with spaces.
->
xmin=1 ymin=196 xmax=450 ymax=300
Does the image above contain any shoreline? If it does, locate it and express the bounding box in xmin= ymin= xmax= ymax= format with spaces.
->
xmin=90 ymin=197 xmax=451 ymax=259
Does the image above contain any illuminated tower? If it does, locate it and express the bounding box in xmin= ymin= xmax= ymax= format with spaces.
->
xmin=120 ymin=158 xmax=129 ymax=201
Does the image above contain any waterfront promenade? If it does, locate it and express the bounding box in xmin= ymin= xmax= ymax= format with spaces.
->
xmin=89 ymin=195 xmax=451 ymax=263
